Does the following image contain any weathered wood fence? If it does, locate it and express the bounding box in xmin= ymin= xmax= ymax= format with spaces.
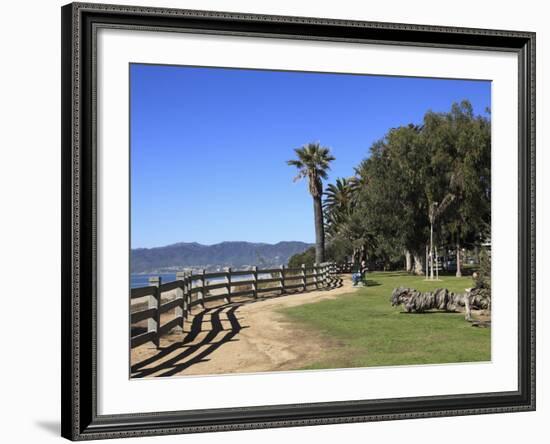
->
xmin=130 ymin=263 xmax=333 ymax=349
xmin=329 ymin=262 xmax=354 ymax=274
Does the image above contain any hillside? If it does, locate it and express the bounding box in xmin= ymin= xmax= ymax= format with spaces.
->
xmin=131 ymin=241 xmax=312 ymax=273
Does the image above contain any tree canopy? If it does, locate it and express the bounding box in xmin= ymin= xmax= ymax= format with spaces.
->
xmin=321 ymin=100 xmax=491 ymax=275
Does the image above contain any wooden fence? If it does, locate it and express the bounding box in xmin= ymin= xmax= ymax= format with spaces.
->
xmin=329 ymin=262 xmax=354 ymax=274
xmin=130 ymin=263 xmax=333 ymax=349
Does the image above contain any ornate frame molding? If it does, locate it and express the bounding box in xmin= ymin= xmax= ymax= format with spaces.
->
xmin=61 ymin=2 xmax=535 ymax=440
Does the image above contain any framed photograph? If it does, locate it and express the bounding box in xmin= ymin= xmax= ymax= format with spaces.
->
xmin=61 ymin=2 xmax=535 ymax=440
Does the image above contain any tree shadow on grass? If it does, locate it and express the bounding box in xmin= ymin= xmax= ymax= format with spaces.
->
xmin=364 ymin=280 xmax=381 ymax=287
xmin=398 ymin=310 xmax=460 ymax=315
xmin=369 ymin=272 xmax=409 ymax=278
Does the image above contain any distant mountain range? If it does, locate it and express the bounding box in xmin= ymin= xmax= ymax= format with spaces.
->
xmin=131 ymin=241 xmax=313 ymax=274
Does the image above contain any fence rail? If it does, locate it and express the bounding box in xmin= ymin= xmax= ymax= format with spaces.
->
xmin=329 ymin=262 xmax=354 ymax=274
xmin=130 ymin=263 xmax=334 ymax=349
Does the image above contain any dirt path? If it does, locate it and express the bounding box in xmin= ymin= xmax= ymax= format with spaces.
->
xmin=131 ymin=275 xmax=359 ymax=378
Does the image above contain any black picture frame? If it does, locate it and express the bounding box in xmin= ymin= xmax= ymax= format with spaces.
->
xmin=61 ymin=2 xmax=536 ymax=440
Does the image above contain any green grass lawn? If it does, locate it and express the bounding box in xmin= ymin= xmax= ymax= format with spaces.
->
xmin=280 ymin=271 xmax=491 ymax=369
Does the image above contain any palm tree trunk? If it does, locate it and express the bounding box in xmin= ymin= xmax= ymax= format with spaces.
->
xmin=312 ymin=195 xmax=325 ymax=263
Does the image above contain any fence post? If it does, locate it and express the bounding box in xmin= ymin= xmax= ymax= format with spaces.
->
xmin=225 ymin=267 xmax=232 ymax=304
xmin=313 ymin=263 xmax=318 ymax=289
xmin=181 ymin=272 xmax=188 ymax=318
xmin=252 ymin=266 xmax=258 ymax=298
xmin=175 ymin=271 xmax=186 ymax=333
xmin=185 ymin=271 xmax=191 ymax=317
xmin=301 ymin=264 xmax=306 ymax=291
xmin=200 ymin=269 xmax=206 ymax=308
xmin=148 ymin=276 xmax=161 ymax=348
xmin=280 ymin=265 xmax=285 ymax=294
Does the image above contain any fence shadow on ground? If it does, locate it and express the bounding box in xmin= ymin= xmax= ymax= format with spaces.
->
xmin=130 ymin=275 xmax=344 ymax=378
xmin=323 ymin=275 xmax=344 ymax=290
xmin=131 ymin=305 xmax=243 ymax=378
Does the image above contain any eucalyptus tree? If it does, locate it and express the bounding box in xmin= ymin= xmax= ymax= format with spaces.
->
xmin=287 ymin=142 xmax=335 ymax=264
xmin=422 ymin=101 xmax=491 ymax=276
xmin=314 ymin=100 xmax=490 ymax=276
xmin=365 ymin=126 xmax=429 ymax=274
xmin=427 ymin=195 xmax=455 ymax=279
xmin=344 ymin=125 xmax=425 ymax=273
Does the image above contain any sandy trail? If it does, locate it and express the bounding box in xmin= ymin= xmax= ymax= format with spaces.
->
xmin=131 ymin=275 xmax=359 ymax=378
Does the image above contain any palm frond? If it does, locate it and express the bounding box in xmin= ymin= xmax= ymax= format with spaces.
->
xmin=286 ymin=142 xmax=335 ymax=198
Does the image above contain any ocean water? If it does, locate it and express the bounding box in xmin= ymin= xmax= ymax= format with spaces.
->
xmin=130 ymin=273 xmax=177 ymax=289
xmin=130 ymin=271 xmax=276 ymax=289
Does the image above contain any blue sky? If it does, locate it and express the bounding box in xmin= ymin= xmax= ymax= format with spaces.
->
xmin=130 ymin=64 xmax=490 ymax=249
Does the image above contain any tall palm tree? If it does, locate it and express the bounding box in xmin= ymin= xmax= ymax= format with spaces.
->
xmin=287 ymin=142 xmax=335 ymax=264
